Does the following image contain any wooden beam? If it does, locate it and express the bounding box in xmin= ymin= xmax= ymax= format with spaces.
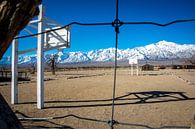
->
xmin=0 ymin=93 xmax=23 ymax=129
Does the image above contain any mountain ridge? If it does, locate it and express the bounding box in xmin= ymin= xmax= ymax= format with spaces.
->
xmin=0 ymin=40 xmax=195 ymax=65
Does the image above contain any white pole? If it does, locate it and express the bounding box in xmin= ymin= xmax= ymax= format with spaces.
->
xmin=136 ymin=64 xmax=139 ymax=76
xmin=11 ymin=39 xmax=18 ymax=104
xmin=37 ymin=4 xmax=44 ymax=109
xmin=131 ymin=64 xmax=133 ymax=76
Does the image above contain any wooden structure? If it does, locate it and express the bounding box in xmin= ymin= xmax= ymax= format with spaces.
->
xmin=191 ymin=120 xmax=195 ymax=129
xmin=0 ymin=93 xmax=23 ymax=129
xmin=158 ymin=65 xmax=166 ymax=69
xmin=0 ymin=70 xmax=30 ymax=82
xmin=183 ymin=63 xmax=195 ymax=69
xmin=0 ymin=0 xmax=41 ymax=59
xmin=171 ymin=65 xmax=183 ymax=69
xmin=141 ymin=64 xmax=154 ymax=71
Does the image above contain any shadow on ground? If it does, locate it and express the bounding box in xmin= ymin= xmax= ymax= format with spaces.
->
xmin=15 ymin=110 xmax=191 ymax=129
xmin=16 ymin=111 xmax=74 ymax=129
xmin=16 ymin=91 xmax=194 ymax=129
xmin=19 ymin=90 xmax=195 ymax=109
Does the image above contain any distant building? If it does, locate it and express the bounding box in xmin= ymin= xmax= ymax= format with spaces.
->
xmin=158 ymin=65 xmax=166 ymax=69
xmin=141 ymin=64 xmax=154 ymax=71
xmin=182 ymin=63 xmax=195 ymax=69
xmin=171 ymin=65 xmax=183 ymax=69
xmin=0 ymin=70 xmax=30 ymax=82
xmin=182 ymin=56 xmax=195 ymax=69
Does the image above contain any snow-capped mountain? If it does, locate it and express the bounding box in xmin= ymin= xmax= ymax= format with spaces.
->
xmin=1 ymin=40 xmax=195 ymax=64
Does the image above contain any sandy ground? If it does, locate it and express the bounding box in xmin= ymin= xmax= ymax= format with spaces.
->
xmin=0 ymin=68 xmax=195 ymax=129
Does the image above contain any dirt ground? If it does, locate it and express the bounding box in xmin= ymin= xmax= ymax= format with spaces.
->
xmin=0 ymin=68 xmax=195 ymax=129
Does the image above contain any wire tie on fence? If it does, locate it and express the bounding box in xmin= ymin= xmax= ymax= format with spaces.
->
xmin=112 ymin=18 xmax=123 ymax=33
xmin=107 ymin=120 xmax=119 ymax=128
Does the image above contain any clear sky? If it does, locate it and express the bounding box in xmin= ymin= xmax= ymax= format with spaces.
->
xmin=4 ymin=0 xmax=195 ymax=56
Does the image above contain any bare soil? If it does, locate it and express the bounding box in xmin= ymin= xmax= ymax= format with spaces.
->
xmin=0 ymin=69 xmax=195 ymax=129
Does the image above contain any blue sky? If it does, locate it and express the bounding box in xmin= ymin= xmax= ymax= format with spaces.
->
xmin=4 ymin=0 xmax=195 ymax=56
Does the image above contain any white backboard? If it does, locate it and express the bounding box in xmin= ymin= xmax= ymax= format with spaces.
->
xmin=44 ymin=26 xmax=70 ymax=51
xmin=129 ymin=58 xmax=138 ymax=65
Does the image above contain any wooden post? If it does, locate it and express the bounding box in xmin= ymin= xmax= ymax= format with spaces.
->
xmin=191 ymin=115 xmax=195 ymax=129
xmin=37 ymin=4 xmax=44 ymax=109
xmin=191 ymin=120 xmax=195 ymax=129
xmin=0 ymin=93 xmax=23 ymax=129
xmin=11 ymin=39 xmax=18 ymax=104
